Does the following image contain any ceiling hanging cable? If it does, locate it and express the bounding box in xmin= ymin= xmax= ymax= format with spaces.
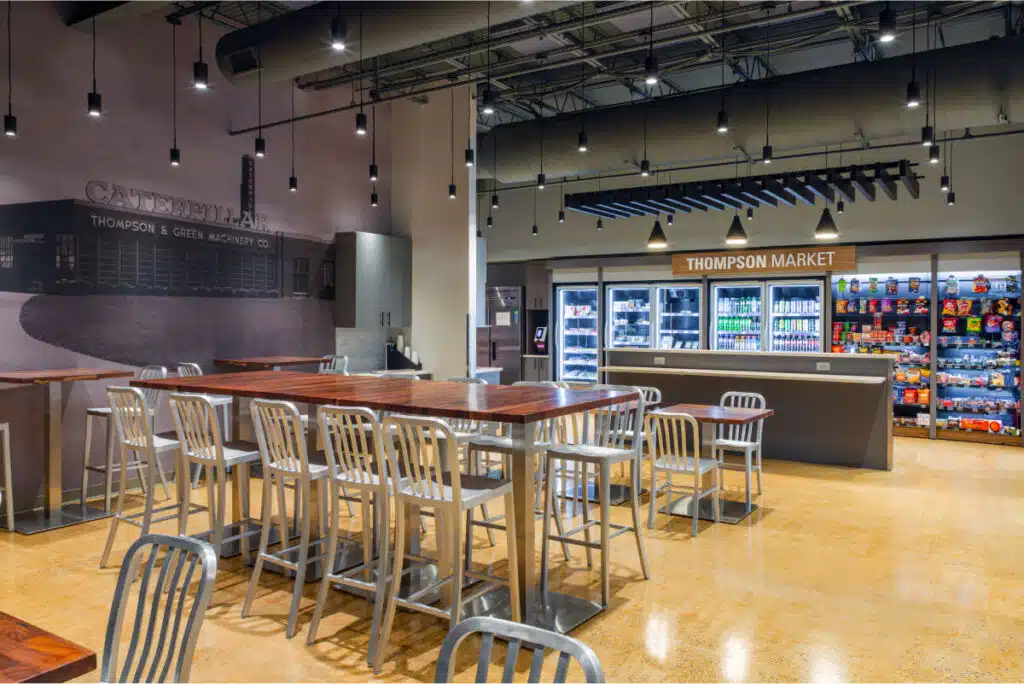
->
xmin=716 ymin=2 xmax=728 ymax=134
xmin=761 ymin=18 xmax=772 ymax=163
xmin=369 ymin=57 xmax=379 ymax=182
xmin=481 ymin=1 xmax=494 ymax=115
xmin=644 ymin=0 xmax=658 ymax=86
xmin=170 ymin=22 xmax=180 ymax=166
xmin=531 ymin=183 xmax=538 ymax=236
xmin=355 ymin=4 xmax=367 ymax=135
xmin=289 ymin=84 xmax=298 ymax=191
xmin=836 ymin=146 xmax=845 ymax=214
xmin=558 ymin=180 xmax=565 ymax=223
xmin=537 ymin=117 xmax=545 ymax=188
xmin=88 ymin=16 xmax=101 ymax=116
xmin=940 ymin=133 xmax=950 ymax=191
xmin=577 ymin=3 xmax=587 ymax=153
xmin=928 ymin=16 xmax=940 ymax=162
xmin=491 ymin=134 xmax=499 ymax=210
xmin=193 ymin=10 xmax=208 ymax=89
xmin=921 ymin=10 xmax=933 ymax=147
xmin=906 ymin=0 xmax=920 ymax=108
xmin=5 ymin=1 xmax=16 ymax=137
xmin=330 ymin=2 xmax=345 ymax=51
xmin=640 ymin=91 xmax=650 ymax=176
xmin=814 ymin=144 xmax=839 ymax=240
xmin=448 ymin=87 xmax=456 ymax=199
xmin=725 ymin=155 xmax=747 ymax=245
xmin=254 ymin=1 xmax=265 ymax=157
xmin=464 ymin=37 xmax=474 ymax=167
xmin=946 ymin=137 xmax=955 ymax=206
xmin=595 ymin=175 xmax=603 ymax=231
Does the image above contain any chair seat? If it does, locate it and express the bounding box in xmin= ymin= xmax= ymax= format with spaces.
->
xmin=546 ymin=444 xmax=634 ymax=465
xmin=185 ymin=440 xmax=261 ymax=467
xmin=654 ymin=456 xmax=718 ymax=475
xmin=88 ymin=406 xmax=156 ymax=417
xmin=268 ymin=462 xmax=329 ymax=480
xmin=152 ymin=432 xmax=181 ymax=452
xmin=466 ymin=434 xmax=552 ymax=453
xmin=713 ymin=438 xmax=757 ymax=451
xmin=208 ymin=395 xmax=233 ymax=407
xmin=396 ymin=472 xmax=512 ymax=509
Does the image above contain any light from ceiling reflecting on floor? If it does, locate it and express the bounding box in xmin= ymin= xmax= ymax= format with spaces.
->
xmin=644 ymin=615 xmax=670 ymax=663
xmin=722 ymin=634 xmax=749 ymax=682
xmin=810 ymin=651 xmax=844 ymax=684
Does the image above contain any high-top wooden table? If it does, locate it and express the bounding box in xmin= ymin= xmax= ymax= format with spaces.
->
xmin=214 ymin=356 xmax=324 ymax=371
xmin=132 ymin=370 xmax=637 ymax=633
xmin=656 ymin=402 xmax=775 ymax=523
xmin=0 ymin=611 xmax=97 ymax=682
xmin=0 ymin=368 xmax=133 ymax=534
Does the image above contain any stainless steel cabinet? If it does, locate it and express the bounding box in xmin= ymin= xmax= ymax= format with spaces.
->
xmin=334 ymin=231 xmax=411 ymax=330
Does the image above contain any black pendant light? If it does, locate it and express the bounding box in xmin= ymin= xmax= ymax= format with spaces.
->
xmin=667 ymin=213 xmax=674 ymax=226
xmin=815 ymin=145 xmax=839 ymax=240
xmin=5 ymin=1 xmax=15 ymax=137
xmin=371 ymin=189 xmax=378 ymax=207
xmin=647 ymin=215 xmax=667 ymax=249
xmin=355 ymin=7 xmax=367 ymax=135
xmin=725 ymin=215 xmax=747 ymax=246
xmin=486 ymin=214 xmax=493 ymax=228
xmin=946 ymin=137 xmax=955 ymax=206
xmin=169 ymin=21 xmax=180 ymax=166
xmin=87 ymin=16 xmax=101 ymax=117
xmin=926 ymin=18 xmax=939 ymax=160
xmin=577 ymin=4 xmax=588 ymax=153
xmin=906 ymin=1 xmax=920 ymax=108
xmin=940 ymin=134 xmax=950 ymax=191
xmin=761 ymin=19 xmax=772 ymax=163
xmin=491 ymin=135 xmax=499 ymax=209
xmin=878 ymin=3 xmax=896 ymax=43
xmin=463 ymin=37 xmax=474 ymax=167
xmin=448 ymin=86 xmax=456 ymax=199
xmin=481 ymin=2 xmax=494 ymax=116
xmin=558 ymin=181 xmax=565 ymax=223
xmin=836 ymin=200 xmax=845 ymax=214
xmin=254 ymin=3 xmax=265 ymax=157
xmin=193 ymin=12 xmax=208 ymax=89
xmin=596 ymin=217 xmax=604 ymax=231
xmin=369 ymin=59 xmax=378 ymax=182
xmin=640 ymin=94 xmax=650 ymax=175
xmin=746 ymin=207 xmax=754 ymax=221
xmin=643 ymin=1 xmax=659 ymax=86
xmin=537 ymin=118 xmax=545 ymax=189
xmin=330 ymin=3 xmax=345 ymax=51
xmin=289 ymin=84 xmax=297 ymax=191
xmin=531 ymin=185 xmax=538 ymax=236
xmin=716 ymin=4 xmax=728 ymax=134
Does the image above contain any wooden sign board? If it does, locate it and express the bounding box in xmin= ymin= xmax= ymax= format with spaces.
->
xmin=673 ymin=245 xmax=856 ymax=277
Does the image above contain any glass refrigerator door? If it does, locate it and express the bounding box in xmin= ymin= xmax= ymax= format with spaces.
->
xmin=712 ymin=283 xmax=764 ymax=351
xmin=655 ymin=285 xmax=702 ymax=350
xmin=557 ymin=286 xmax=599 ymax=382
xmin=607 ymin=285 xmax=652 ymax=348
xmin=768 ymin=281 xmax=823 ymax=353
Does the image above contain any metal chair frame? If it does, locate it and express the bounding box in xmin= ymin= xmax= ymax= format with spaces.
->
xmin=0 ymin=422 xmax=12 ymax=530
xmin=434 ymin=616 xmax=605 ymax=683
xmin=646 ymin=410 xmax=721 ymax=536
xmin=318 ymin=355 xmax=349 ymax=375
xmin=714 ymin=391 xmax=767 ymax=501
xmin=101 ymin=533 xmax=217 ymax=684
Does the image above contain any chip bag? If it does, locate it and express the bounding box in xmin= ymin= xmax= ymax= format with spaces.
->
xmin=914 ymin=297 xmax=930 ymax=315
xmin=973 ymin=275 xmax=990 ymax=293
xmin=886 ymin=277 xmax=898 ymax=295
xmin=909 ymin=277 xmax=921 ymax=293
xmin=858 ymin=299 xmax=868 ymax=314
xmin=918 ymin=388 xmax=930 ymax=405
xmin=881 ymin=298 xmax=894 ymax=313
xmin=984 ymin=315 xmax=1002 ymax=334
xmin=966 ymin=316 xmax=982 ymax=333
xmin=942 ymin=317 xmax=958 ymax=333
xmin=957 ymin=299 xmax=973 ymax=316
xmin=941 ymin=299 xmax=957 ymax=315
xmin=836 ymin=299 xmax=848 ymax=314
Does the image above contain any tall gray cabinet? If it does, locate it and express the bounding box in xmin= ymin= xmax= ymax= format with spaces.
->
xmin=334 ymin=231 xmax=412 ymax=330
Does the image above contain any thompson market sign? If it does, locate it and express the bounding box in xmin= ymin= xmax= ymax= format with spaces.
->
xmin=673 ymin=245 xmax=856 ymax=277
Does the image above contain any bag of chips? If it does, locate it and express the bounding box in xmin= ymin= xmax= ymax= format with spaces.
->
xmin=850 ymin=278 xmax=861 ymax=294
xmin=903 ymin=388 xmax=918 ymax=405
xmin=984 ymin=315 xmax=1002 ymax=334
xmin=980 ymin=299 xmax=993 ymax=314
xmin=886 ymin=277 xmax=898 ymax=295
xmin=957 ymin=299 xmax=973 ymax=316
xmin=942 ymin=317 xmax=958 ymax=333
xmin=868 ymin=299 xmax=879 ymax=314
xmin=836 ymin=299 xmax=848 ymax=314
xmin=858 ymin=299 xmax=868 ymax=314
xmin=909 ymin=277 xmax=921 ymax=293
xmin=918 ymin=388 xmax=930 ymax=405
xmin=914 ymin=297 xmax=930 ymax=315
xmin=896 ymin=299 xmax=910 ymax=315
xmin=966 ymin=316 xmax=982 ymax=333
xmin=941 ymin=299 xmax=957 ymax=315
xmin=945 ymin=274 xmax=959 ymax=295
xmin=881 ymin=298 xmax=894 ymax=313
xmin=990 ymin=372 xmax=1006 ymax=388
xmin=996 ymin=299 xmax=1013 ymax=316
xmin=869 ymin=277 xmax=879 ymax=293
xmin=973 ymin=275 xmax=990 ymax=293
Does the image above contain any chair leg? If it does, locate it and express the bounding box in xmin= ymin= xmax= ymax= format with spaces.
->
xmin=579 ymin=462 xmax=593 ymax=569
xmin=191 ymin=462 xmax=203 ymax=489
xmin=80 ymin=414 xmax=93 ymax=507
xmin=449 ymin=510 xmax=464 ymax=626
xmin=549 ymin=474 xmax=571 ymax=562
xmin=373 ymin=498 xmax=407 ymax=674
xmin=692 ymin=470 xmax=700 ymax=538
xmin=744 ymin=449 xmax=753 ymax=513
xmin=206 ymin=466 xmax=218 ymax=532
xmin=367 ymin=490 xmax=390 ymax=666
xmin=140 ymin=449 xmax=157 ymax=536
xmin=713 ymin=468 xmax=721 ymax=523
xmin=540 ymin=457 xmax=556 ymax=599
xmin=239 ymin=464 xmax=252 ymax=564
xmin=360 ymin=491 xmax=373 ymax=576
xmin=152 ymin=450 xmax=173 ymax=502
xmin=132 ymin=452 xmax=148 ymax=497
xmin=103 ymin=420 xmax=115 ymax=512
xmin=2 ymin=427 xmax=13 ymax=531
xmin=276 ymin=476 xmax=290 ymax=550
xmin=647 ymin=466 xmax=658 ymax=530
xmin=242 ymin=475 xmax=274 ymax=619
xmin=306 ymin=483 xmax=339 ymax=646
xmin=99 ymin=446 xmax=130 ymax=568
xmin=628 ymin=458 xmax=650 ymax=580
xmin=503 ymin=491 xmax=521 ymax=623
xmin=598 ymin=460 xmax=611 ymax=608
xmin=286 ymin=481 xmax=313 ymax=639
xmin=474 ymin=453 xmax=496 ymax=547
xmin=213 ymin=465 xmax=228 ymax=558
xmin=178 ymin=459 xmax=192 ymax=537
xmin=755 ymin=448 xmax=763 ymax=496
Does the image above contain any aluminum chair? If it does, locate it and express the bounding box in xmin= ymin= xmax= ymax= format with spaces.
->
xmin=646 ymin=410 xmax=720 ymax=536
xmin=82 ymin=365 xmax=172 ymax=511
xmin=318 ymin=355 xmax=349 ymax=374
xmin=100 ymin=387 xmax=201 ymax=569
xmin=168 ymin=393 xmax=261 ymax=560
xmin=177 ymin=364 xmax=234 ymax=487
xmin=306 ymin=406 xmax=395 ymax=665
xmin=434 ymin=616 xmax=605 ymax=683
xmin=713 ymin=391 xmax=767 ymax=505
xmin=242 ymin=398 xmax=329 ymax=639
xmin=0 ymin=422 xmax=11 ymax=530
xmin=372 ymin=414 xmax=521 ymax=673
xmin=620 ymin=385 xmax=662 ymax=479
xmin=542 ymin=385 xmax=650 ymax=607
xmin=101 ymin=534 xmax=217 ymax=683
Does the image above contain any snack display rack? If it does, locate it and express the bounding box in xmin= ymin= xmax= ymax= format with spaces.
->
xmin=934 ymin=270 xmax=1021 ymax=445
xmin=831 ymin=272 xmax=932 ymax=438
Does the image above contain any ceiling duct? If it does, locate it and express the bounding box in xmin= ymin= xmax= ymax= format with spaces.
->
xmin=215 ymin=1 xmax=571 ymax=86
xmin=477 ymin=35 xmax=1024 ymax=183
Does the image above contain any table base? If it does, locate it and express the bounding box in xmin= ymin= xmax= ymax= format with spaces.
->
xmin=461 ymin=587 xmax=603 ymax=634
xmin=5 ymin=503 xmax=112 ymax=535
xmin=660 ymin=496 xmax=758 ymax=524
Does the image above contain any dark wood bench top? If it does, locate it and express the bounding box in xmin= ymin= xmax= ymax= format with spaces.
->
xmin=0 ymin=369 xmax=134 ymax=384
xmin=0 ymin=611 xmax=97 ymax=683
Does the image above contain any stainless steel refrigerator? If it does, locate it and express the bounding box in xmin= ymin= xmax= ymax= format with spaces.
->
xmin=476 ymin=286 xmax=522 ymax=384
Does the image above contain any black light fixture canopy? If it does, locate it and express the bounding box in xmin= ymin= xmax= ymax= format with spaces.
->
xmin=647 ymin=217 xmax=667 ymax=249
xmin=289 ymin=175 xmax=298 ymax=192
xmin=814 ymin=207 xmax=840 ymax=240
xmin=254 ymin=135 xmax=266 ymax=157
xmin=725 ymin=214 xmax=748 ymax=246
xmin=448 ymin=183 xmax=456 ymax=199
xmin=355 ymin=111 xmax=367 ymax=135
xmin=193 ymin=13 xmax=208 ymax=89
xmin=170 ymin=147 xmax=180 ymax=166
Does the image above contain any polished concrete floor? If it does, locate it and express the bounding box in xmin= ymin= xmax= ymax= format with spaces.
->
xmin=2 ymin=437 xmax=1023 ymax=682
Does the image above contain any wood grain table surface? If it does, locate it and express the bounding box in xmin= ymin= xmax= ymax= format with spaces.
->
xmin=657 ymin=403 xmax=775 ymax=424
xmin=132 ymin=370 xmax=637 ymax=424
xmin=0 ymin=369 xmax=133 ymax=384
xmin=0 ymin=611 xmax=97 ymax=682
xmin=214 ymin=356 xmax=324 ymax=369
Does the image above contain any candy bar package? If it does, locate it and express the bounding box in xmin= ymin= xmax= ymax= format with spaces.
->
xmin=909 ymin=277 xmax=921 ymax=293
xmin=914 ymin=297 xmax=930 ymax=315
xmin=881 ymin=298 xmax=894 ymax=313
xmin=886 ymin=277 xmax=898 ymax=295
xmin=896 ymin=298 xmax=911 ymax=315
xmin=942 ymin=317 xmax=958 ymax=333
xmin=836 ymin=299 xmax=848 ymax=314
xmin=869 ymin=277 xmax=879 ymax=293
xmin=973 ymin=274 xmax=990 ymax=293
xmin=956 ymin=299 xmax=973 ymax=316
xmin=941 ymin=299 xmax=957 ymax=315
xmin=966 ymin=316 xmax=982 ymax=333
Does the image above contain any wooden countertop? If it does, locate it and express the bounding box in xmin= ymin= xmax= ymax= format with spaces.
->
xmin=658 ymin=403 xmax=776 ymax=424
xmin=600 ymin=365 xmax=886 ymax=384
xmin=0 ymin=611 xmax=97 ymax=682
xmin=0 ymin=369 xmax=133 ymax=384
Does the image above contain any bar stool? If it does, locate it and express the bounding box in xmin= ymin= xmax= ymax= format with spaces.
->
xmin=99 ymin=386 xmax=200 ymax=569
xmin=713 ymin=391 xmax=767 ymax=506
xmin=646 ymin=410 xmax=720 ymax=536
xmin=242 ymin=398 xmax=329 ymax=639
xmin=620 ymin=386 xmax=662 ymax=479
xmin=306 ymin=406 xmax=397 ymax=666
xmin=372 ymin=414 xmax=521 ymax=673
xmin=81 ymin=365 xmax=172 ymax=511
xmin=178 ymin=363 xmax=234 ymax=488
xmin=541 ymin=386 xmax=650 ymax=607
xmin=318 ymin=355 xmax=349 ymax=374
xmin=1 ymin=422 xmax=12 ymax=530
xmin=168 ymin=392 xmax=262 ymax=560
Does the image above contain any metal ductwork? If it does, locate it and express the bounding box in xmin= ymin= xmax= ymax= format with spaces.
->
xmin=215 ymin=1 xmax=571 ymax=85
xmin=477 ymin=35 xmax=1024 ymax=184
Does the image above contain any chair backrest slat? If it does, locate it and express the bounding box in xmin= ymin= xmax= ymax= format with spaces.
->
xmin=102 ymin=534 xmax=217 ymax=684
xmin=169 ymin=393 xmax=223 ymax=468
xmin=138 ymin=365 xmax=168 ymax=413
xmin=108 ymin=386 xmax=156 ymax=452
xmin=318 ymin=405 xmax=387 ymax=489
xmin=586 ymin=384 xmax=645 ymax=452
xmin=250 ymin=399 xmax=308 ymax=476
xmin=475 ymin=632 xmax=495 ymax=682
xmin=318 ymin=355 xmax=349 ymax=374
xmin=176 ymin=363 xmax=203 ymax=378
xmin=501 ymin=639 xmax=521 ymax=682
xmin=647 ymin=411 xmax=700 ymax=471
xmin=527 ymin=646 xmax=546 ymax=682
xmin=720 ymin=391 xmax=766 ymax=443
xmin=384 ymin=414 xmax=458 ymax=503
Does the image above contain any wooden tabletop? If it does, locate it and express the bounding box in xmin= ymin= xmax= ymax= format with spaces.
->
xmin=132 ymin=370 xmax=638 ymax=424
xmin=657 ymin=403 xmax=775 ymax=424
xmin=0 ymin=368 xmax=133 ymax=385
xmin=214 ymin=356 xmax=324 ymax=369
xmin=0 ymin=612 xmax=97 ymax=683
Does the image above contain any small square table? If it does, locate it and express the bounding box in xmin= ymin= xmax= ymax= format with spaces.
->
xmin=655 ymin=402 xmax=775 ymax=524
xmin=0 ymin=369 xmax=133 ymax=534
xmin=0 ymin=611 xmax=97 ymax=682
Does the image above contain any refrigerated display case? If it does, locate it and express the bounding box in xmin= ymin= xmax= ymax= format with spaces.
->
xmin=655 ymin=285 xmax=702 ymax=350
xmin=768 ymin=281 xmax=823 ymax=353
xmin=556 ymin=285 xmax=600 ymax=382
xmin=607 ymin=285 xmax=652 ymax=349
xmin=712 ymin=282 xmax=764 ymax=351
xmin=934 ymin=270 xmax=1021 ymax=445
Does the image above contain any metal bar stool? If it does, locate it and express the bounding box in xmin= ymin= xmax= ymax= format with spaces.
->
xmin=713 ymin=391 xmax=767 ymax=508
xmin=178 ymin=363 xmax=234 ymax=488
xmin=646 ymin=410 xmax=720 ymax=536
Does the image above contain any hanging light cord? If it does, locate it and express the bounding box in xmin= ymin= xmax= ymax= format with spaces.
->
xmin=911 ymin=0 xmax=917 ymax=82
xmin=256 ymin=2 xmax=262 ymax=135
xmin=7 ymin=1 xmax=12 ymax=115
xmin=197 ymin=11 xmax=202 ymax=62
xmin=290 ymin=84 xmax=295 ymax=174
xmin=720 ymin=3 xmax=726 ymax=109
xmin=539 ymin=117 xmax=544 ymax=174
xmin=648 ymin=0 xmax=654 ymax=59
xmin=449 ymin=87 xmax=454 ymax=184
xmin=932 ymin=16 xmax=938 ymax=129
xmin=371 ymin=59 xmax=377 ymax=167
xmin=171 ymin=22 xmax=177 ymax=147
xmin=358 ymin=4 xmax=364 ymax=113
xmin=764 ymin=21 xmax=771 ymax=147
xmin=924 ymin=11 xmax=930 ymax=128
xmin=91 ymin=16 xmax=97 ymax=93
xmin=485 ymin=1 xmax=491 ymax=86
xmin=579 ymin=4 xmax=586 ymax=132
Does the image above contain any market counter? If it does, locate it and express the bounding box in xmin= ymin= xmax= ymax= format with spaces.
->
xmin=602 ymin=349 xmax=894 ymax=470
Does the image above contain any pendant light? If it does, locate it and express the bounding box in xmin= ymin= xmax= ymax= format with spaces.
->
xmin=667 ymin=213 xmax=674 ymax=226
xmin=355 ymin=7 xmax=367 ymax=135
xmin=940 ymin=134 xmax=950 ymax=191
xmin=486 ymin=214 xmax=493 ymax=228
xmin=491 ymin=135 xmax=499 ymax=209
xmin=814 ymin=146 xmax=839 ymax=240
xmin=330 ymin=3 xmax=345 ymax=51
xmin=643 ymin=1 xmax=659 ymax=86
xmin=464 ymin=37 xmax=474 ymax=167
xmin=716 ymin=3 xmax=728 ymax=134
xmin=87 ymin=16 xmax=101 ymax=117
xmin=369 ymin=59 xmax=378 ymax=182
xmin=596 ymin=217 xmax=604 ymax=231
xmin=746 ymin=207 xmax=754 ymax=220
xmin=946 ymin=137 xmax=955 ymax=206
xmin=193 ymin=12 xmax=208 ymax=89
xmin=725 ymin=215 xmax=747 ymax=246
xmin=640 ymin=95 xmax=650 ymax=176
xmin=927 ymin=18 xmax=940 ymax=162
xmin=447 ymin=86 xmax=456 ymax=199
xmin=647 ymin=215 xmax=667 ymax=249
xmin=577 ymin=4 xmax=588 ymax=153
xmin=920 ymin=11 xmax=933 ymax=147
xmin=254 ymin=2 xmax=265 ymax=157
xmin=169 ymin=22 xmax=180 ymax=166
xmin=289 ymin=85 xmax=298 ymax=191
xmin=531 ymin=185 xmax=538 ymax=236
xmin=5 ymin=1 xmax=15 ymax=137
xmin=537 ymin=118 xmax=545 ymax=189
xmin=906 ymin=1 xmax=920 ymax=108
xmin=558 ymin=181 xmax=565 ymax=223
xmin=878 ymin=3 xmax=896 ymax=43
xmin=761 ymin=20 xmax=772 ymax=163
xmin=481 ymin=2 xmax=494 ymax=115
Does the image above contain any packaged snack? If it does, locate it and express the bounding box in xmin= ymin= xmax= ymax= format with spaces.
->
xmin=980 ymin=299 xmax=993 ymax=315
xmin=1007 ymin=275 xmax=1019 ymax=293
xmin=873 ymin=313 xmax=883 ymax=329
xmin=918 ymin=388 xmax=930 ymax=405
xmin=942 ymin=317 xmax=958 ymax=333
xmin=909 ymin=277 xmax=921 ymax=293
xmin=896 ymin=299 xmax=910 ymax=315
xmin=945 ymin=274 xmax=959 ymax=295
xmin=941 ymin=299 xmax=957 ymax=315
xmin=990 ymin=372 xmax=1006 ymax=388
xmin=894 ymin=368 xmax=907 ymax=382
xmin=973 ymin=274 xmax=990 ymax=293
xmin=868 ymin=299 xmax=879 ymax=314
xmin=957 ymin=299 xmax=973 ymax=316
xmin=858 ymin=299 xmax=868 ymax=314
xmin=836 ymin=299 xmax=848 ymax=314
xmin=966 ymin=316 xmax=982 ymax=333
xmin=869 ymin=277 xmax=879 ymax=293
xmin=837 ymin=277 xmax=847 ymax=294
xmin=1002 ymin=319 xmax=1016 ymax=332
xmin=881 ymin=298 xmax=894 ymax=313
xmin=886 ymin=277 xmax=898 ymax=295
xmin=850 ymin=278 xmax=861 ymax=294
xmin=921 ymin=330 xmax=931 ymax=346
xmin=903 ymin=388 xmax=918 ymax=405
xmin=907 ymin=368 xmax=921 ymax=383
xmin=996 ymin=299 xmax=1013 ymax=316
xmin=914 ymin=297 xmax=929 ymax=315
xmin=984 ymin=315 xmax=1003 ymax=334
xmin=831 ymin=344 xmax=843 ymax=354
